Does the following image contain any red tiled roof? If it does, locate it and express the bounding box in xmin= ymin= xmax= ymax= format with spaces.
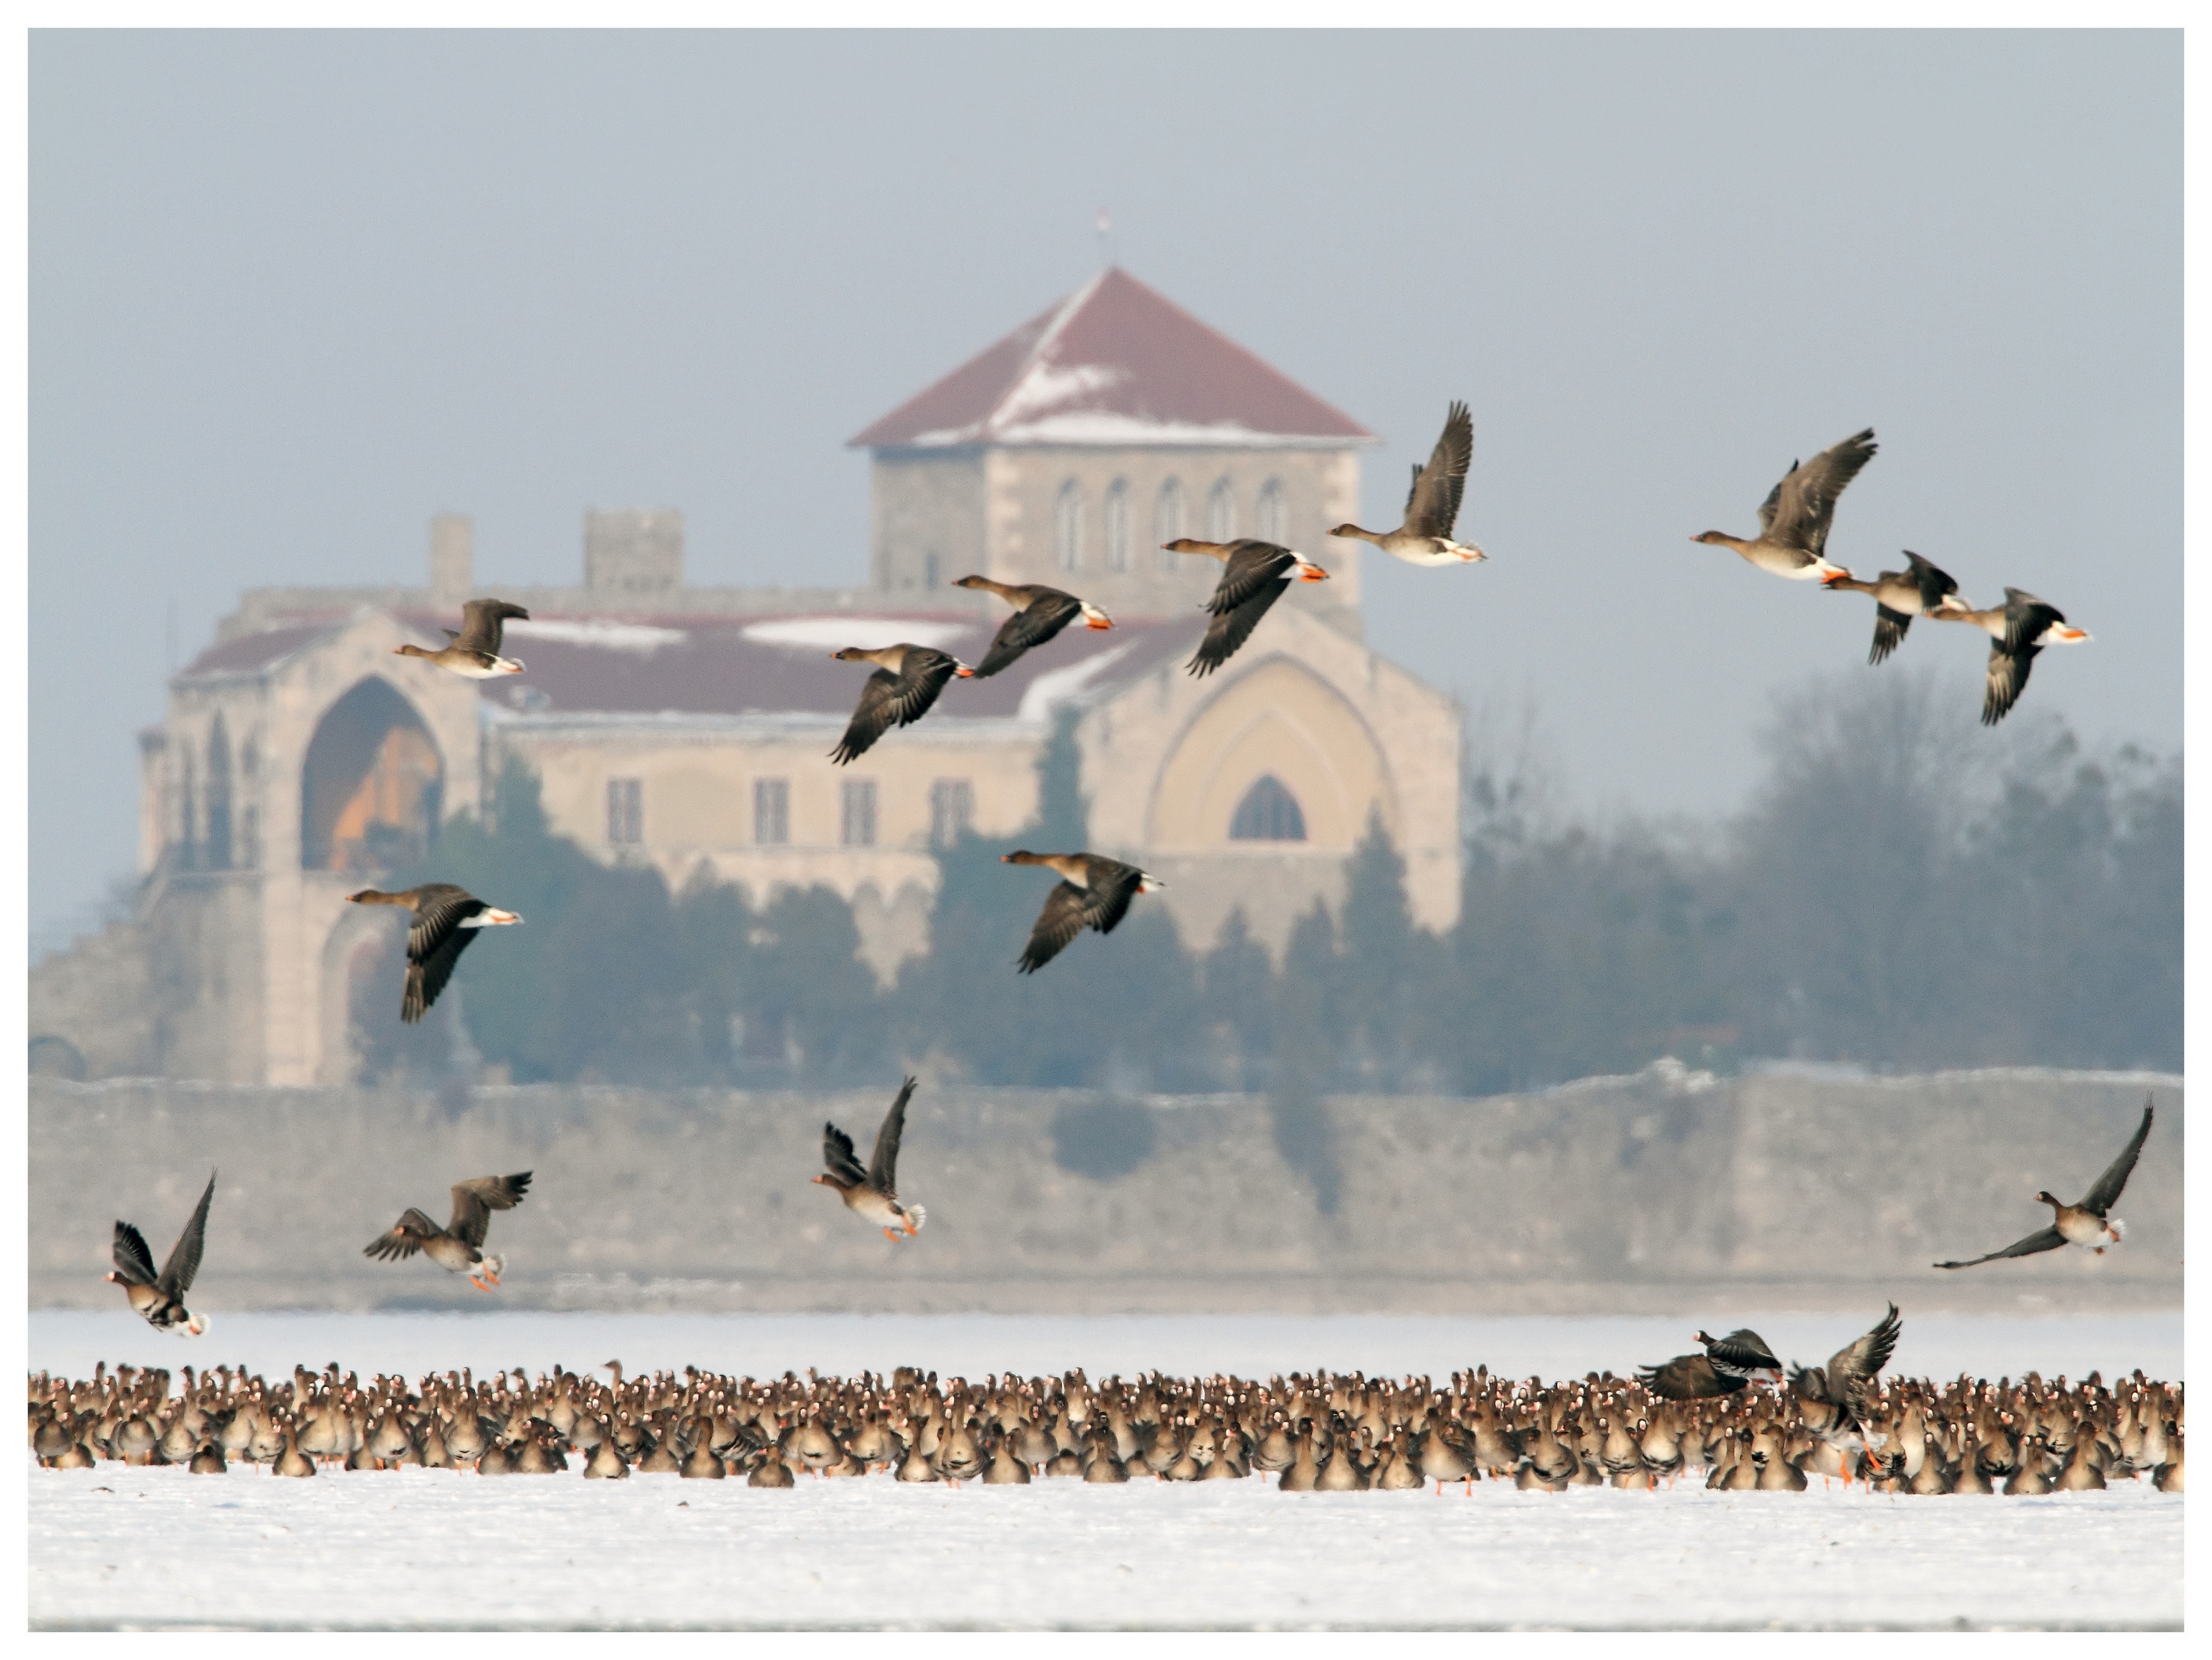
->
xmin=850 ymin=269 xmax=1375 ymax=450
xmin=179 ymin=621 xmax=343 ymax=677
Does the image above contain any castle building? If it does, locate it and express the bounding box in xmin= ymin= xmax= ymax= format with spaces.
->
xmin=29 ymin=269 xmax=1464 ymax=1084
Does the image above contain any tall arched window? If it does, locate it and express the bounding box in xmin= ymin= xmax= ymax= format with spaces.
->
xmin=205 ymin=712 xmax=234 ymax=872
xmin=1155 ymin=477 xmax=1186 ymax=571
xmin=1207 ymin=477 xmax=1237 ymax=543
xmin=1257 ymin=477 xmax=1288 ymax=544
xmin=1055 ymin=480 xmax=1085 ymax=572
xmin=1230 ymin=774 xmax=1308 ymax=842
xmin=1103 ymin=479 xmax=1131 ymax=573
xmin=300 ymin=678 xmax=445 ymax=872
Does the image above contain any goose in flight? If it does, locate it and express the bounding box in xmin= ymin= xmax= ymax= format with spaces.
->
xmin=814 ymin=1079 xmax=926 ymax=1240
xmin=105 ymin=1171 xmax=216 ymax=1335
xmin=1692 ymin=428 xmax=1877 ymax=581
xmin=1331 ymin=401 xmax=1486 ymax=565
xmin=1789 ymin=1303 xmax=1902 ymax=1451
xmin=1166 ymin=538 xmax=1328 ymax=677
xmin=347 ymin=884 xmax=524 ymax=1024
xmin=1000 ymin=851 xmax=1165 ymax=973
xmin=1821 ymin=550 xmax=1966 ymax=663
xmin=828 ymin=644 xmax=970 ymax=764
xmin=394 ymin=599 xmax=531 ymax=677
xmin=1928 ymin=586 xmax=2091 ymax=725
xmin=954 ymin=576 xmax=1114 ymax=677
xmin=1936 ymin=1099 xmax=2152 ymax=1268
xmin=364 ymin=1173 xmax=533 ymax=1289
xmin=1637 ymin=1326 xmax=1781 ymax=1398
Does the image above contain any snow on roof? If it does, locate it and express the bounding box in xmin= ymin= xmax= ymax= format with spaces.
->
xmin=850 ymin=269 xmax=1376 ymax=451
xmin=505 ymin=619 xmax=688 ymax=653
xmin=739 ymin=616 xmax=973 ymax=652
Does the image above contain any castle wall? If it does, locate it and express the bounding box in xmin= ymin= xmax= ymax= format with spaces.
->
xmin=28 ymin=1067 xmax=2180 ymax=1316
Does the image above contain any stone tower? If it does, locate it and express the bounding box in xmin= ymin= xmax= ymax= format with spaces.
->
xmin=849 ymin=268 xmax=1377 ymax=631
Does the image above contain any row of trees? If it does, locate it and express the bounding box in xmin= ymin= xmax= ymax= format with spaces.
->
xmin=359 ymin=672 xmax=2180 ymax=1097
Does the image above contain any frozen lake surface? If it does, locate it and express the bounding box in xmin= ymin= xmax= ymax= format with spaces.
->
xmin=27 ymin=1310 xmax=2183 ymax=1629
xmin=26 ymin=1307 xmax=2186 ymax=1387
xmin=29 ymin=1462 xmax=2181 ymax=1631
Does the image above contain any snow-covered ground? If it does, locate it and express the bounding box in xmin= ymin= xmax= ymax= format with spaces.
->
xmin=27 ymin=1310 xmax=2183 ymax=1629
xmin=29 ymin=1464 xmax=2180 ymax=1631
xmin=26 ymin=1307 xmax=2186 ymax=1388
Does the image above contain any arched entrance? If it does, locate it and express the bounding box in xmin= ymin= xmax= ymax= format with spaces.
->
xmin=300 ymin=677 xmax=445 ymax=872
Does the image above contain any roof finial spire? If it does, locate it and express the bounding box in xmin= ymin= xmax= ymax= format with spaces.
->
xmin=1096 ymin=207 xmax=1114 ymax=271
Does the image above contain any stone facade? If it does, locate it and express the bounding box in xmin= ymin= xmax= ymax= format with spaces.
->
xmin=30 ymin=269 xmax=1464 ymax=1083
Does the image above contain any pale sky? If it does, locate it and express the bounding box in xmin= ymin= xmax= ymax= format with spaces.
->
xmin=29 ymin=29 xmax=2180 ymax=952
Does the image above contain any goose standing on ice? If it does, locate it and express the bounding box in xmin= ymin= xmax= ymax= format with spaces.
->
xmin=1692 ymin=428 xmax=1877 ymax=582
xmin=1000 ymin=851 xmax=1166 ymax=973
xmin=393 ymin=599 xmax=531 ymax=677
xmin=828 ymin=644 xmax=970 ymax=764
xmin=105 ymin=1170 xmax=216 ymax=1335
xmin=1330 ymin=400 xmax=1487 ymax=565
xmin=347 ymin=884 xmax=523 ymax=1024
xmin=1165 ymin=538 xmax=1328 ymax=677
xmin=954 ymin=576 xmax=1114 ymax=677
xmin=364 ymin=1173 xmax=533 ymax=1290
xmin=1928 ymin=586 xmax=2092 ymax=725
xmin=1821 ymin=550 xmax=1965 ymax=663
xmin=813 ymin=1078 xmax=926 ymax=1241
xmin=1936 ymin=1099 xmax=2153 ymax=1268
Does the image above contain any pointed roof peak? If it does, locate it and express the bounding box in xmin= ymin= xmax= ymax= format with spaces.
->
xmin=851 ymin=268 xmax=1376 ymax=452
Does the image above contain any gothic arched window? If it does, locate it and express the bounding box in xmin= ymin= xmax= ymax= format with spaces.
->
xmin=1207 ymin=477 xmax=1237 ymax=543
xmin=1230 ymin=774 xmax=1307 ymax=842
xmin=1155 ymin=477 xmax=1186 ymax=571
xmin=1103 ymin=479 xmax=1131 ymax=573
xmin=1257 ymin=477 xmax=1288 ymax=544
xmin=1055 ymin=480 xmax=1085 ymax=572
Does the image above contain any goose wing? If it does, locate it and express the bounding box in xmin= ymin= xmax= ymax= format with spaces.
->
xmin=403 ymin=928 xmax=478 ymax=1024
xmin=2001 ymin=588 xmax=2067 ymax=657
xmin=406 ymin=884 xmax=486 ymax=965
xmin=364 ymin=1208 xmax=444 ymax=1261
xmin=111 ymin=1221 xmax=159 ymax=1286
xmin=1981 ymin=638 xmax=2039 ymax=727
xmin=456 ymin=599 xmax=529 ymax=654
xmin=1823 ymin=1303 xmax=1900 ymax=1406
xmin=450 ymin=1173 xmax=532 ymax=1248
xmin=2080 ymin=1100 xmax=2153 ymax=1216
xmin=1402 ymin=401 xmax=1473 ymax=538
xmin=1904 ymin=552 xmax=1959 ymax=614
xmin=868 ymin=1078 xmax=918 ymax=1196
xmin=1077 ymin=859 xmax=1144 ymax=938
xmin=822 ymin=1122 xmax=869 ymax=1188
xmin=830 ymin=652 xmax=958 ymax=765
xmin=1187 ymin=577 xmax=1290 ymax=677
xmin=1764 ymin=429 xmax=1876 ymax=555
xmin=1017 ymin=880 xmax=1092 ymax=973
xmin=157 ymin=1170 xmax=217 ymax=1298
xmin=972 ymin=591 xmax=1081 ymax=678
xmin=1637 ymin=1353 xmax=1737 ymax=1401
xmin=1935 ymin=1226 xmax=2067 ymax=1269
xmin=1700 ymin=1327 xmax=1781 ymax=1377
xmin=1756 ymin=463 xmax=1795 ymax=538
xmin=1869 ymin=606 xmax=1912 ymax=665
xmin=1205 ymin=541 xmax=1298 ymax=616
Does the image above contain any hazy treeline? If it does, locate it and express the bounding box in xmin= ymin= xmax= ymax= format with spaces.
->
xmin=359 ymin=672 xmax=2180 ymax=1094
